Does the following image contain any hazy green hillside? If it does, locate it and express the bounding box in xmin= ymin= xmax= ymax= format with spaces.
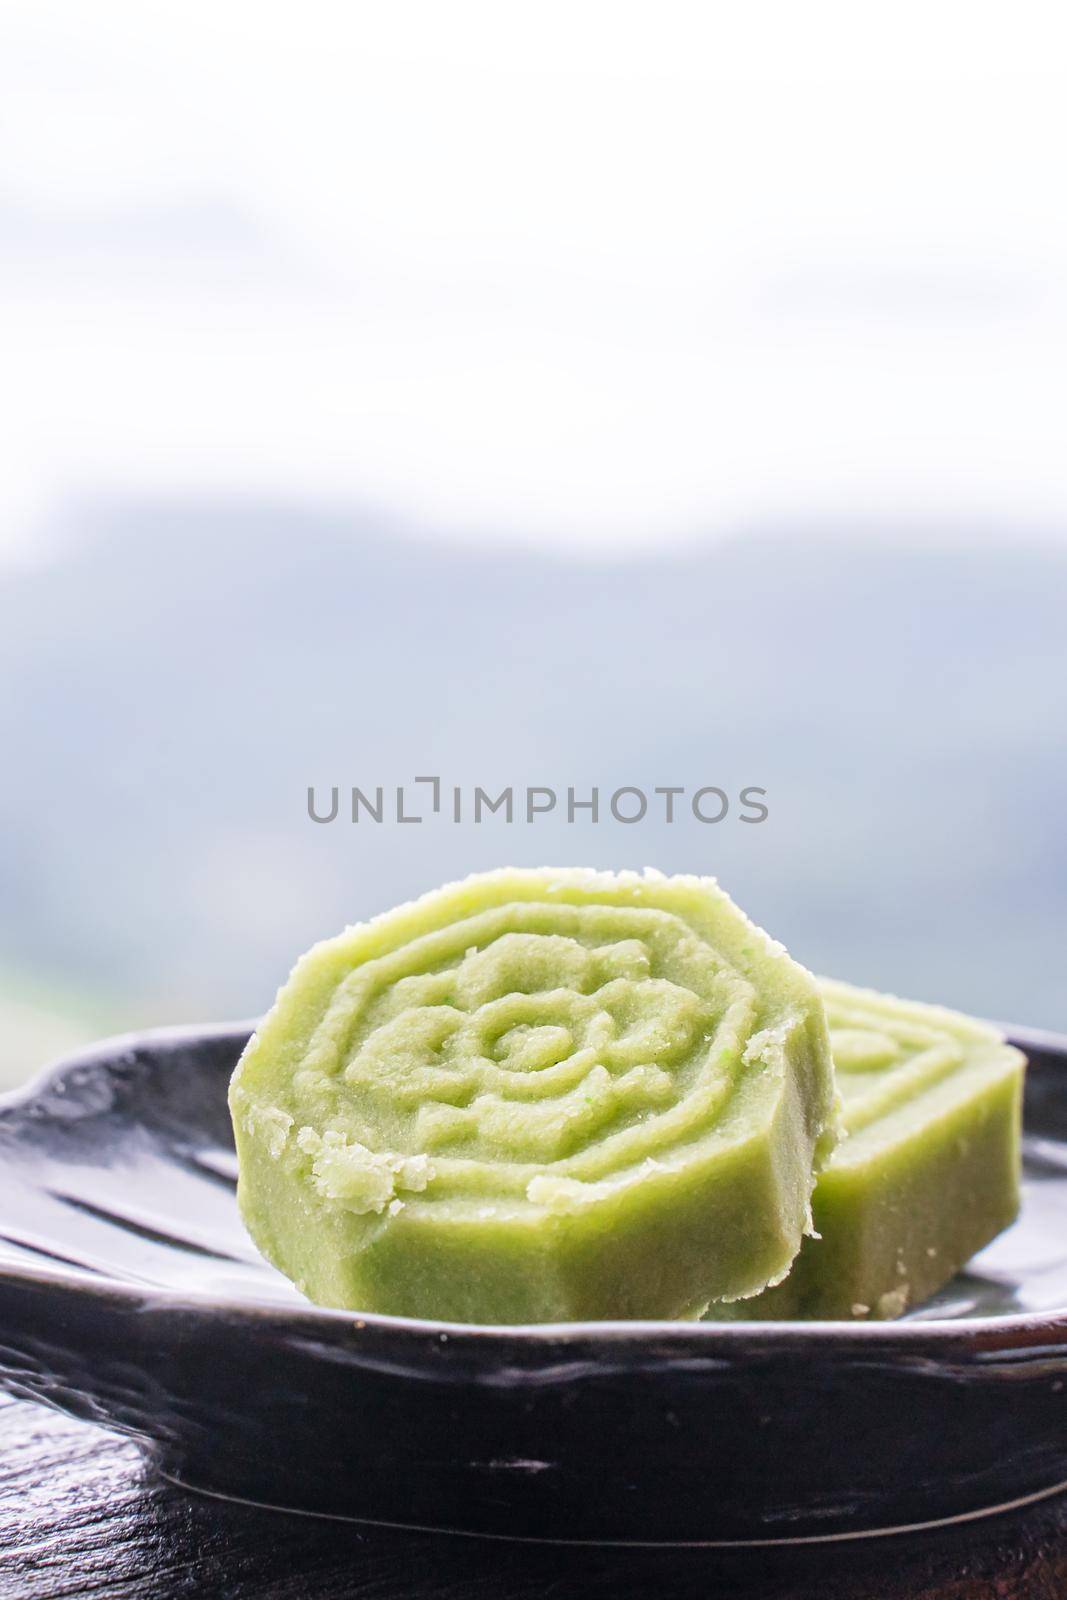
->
xmin=0 ymin=973 xmax=113 ymax=1089
xmin=2 ymin=503 xmax=1066 ymax=1057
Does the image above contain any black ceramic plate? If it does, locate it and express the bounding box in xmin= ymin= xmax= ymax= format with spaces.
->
xmin=2 ymin=1022 xmax=1067 ymax=1545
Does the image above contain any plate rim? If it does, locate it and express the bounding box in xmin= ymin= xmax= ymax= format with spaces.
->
xmin=3 ymin=1017 xmax=1065 ymax=1351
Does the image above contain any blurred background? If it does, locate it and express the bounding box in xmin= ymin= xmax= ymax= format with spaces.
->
xmin=2 ymin=2 xmax=1066 ymax=1085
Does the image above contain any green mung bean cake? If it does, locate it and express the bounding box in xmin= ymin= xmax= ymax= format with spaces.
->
xmin=230 ymin=868 xmax=839 ymax=1323
xmin=705 ymin=978 xmax=1025 ymax=1321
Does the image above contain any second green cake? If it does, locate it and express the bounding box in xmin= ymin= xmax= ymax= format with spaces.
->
xmin=705 ymin=977 xmax=1025 ymax=1321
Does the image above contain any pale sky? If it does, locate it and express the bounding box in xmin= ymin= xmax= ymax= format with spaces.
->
xmin=2 ymin=2 xmax=1067 ymax=559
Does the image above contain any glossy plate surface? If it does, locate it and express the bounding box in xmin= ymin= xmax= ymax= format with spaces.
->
xmin=1 ymin=1022 xmax=1066 ymax=1543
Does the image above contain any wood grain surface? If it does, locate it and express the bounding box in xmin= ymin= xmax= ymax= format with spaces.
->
xmin=1 ymin=1393 xmax=1065 ymax=1600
